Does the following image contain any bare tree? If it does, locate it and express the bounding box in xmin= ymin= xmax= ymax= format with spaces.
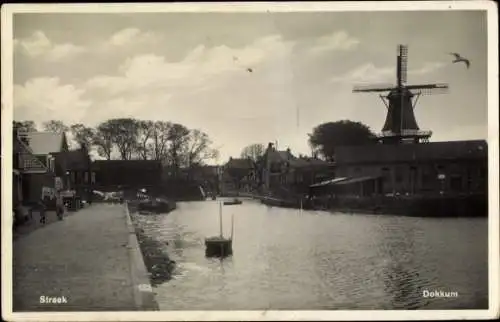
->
xmin=13 ymin=120 xmax=38 ymax=132
xmin=183 ymin=129 xmax=218 ymax=167
xmin=135 ymin=120 xmax=154 ymax=160
xmin=147 ymin=121 xmax=173 ymax=161
xmin=94 ymin=122 xmax=114 ymax=160
xmin=166 ymin=123 xmax=190 ymax=173
xmin=104 ymin=118 xmax=140 ymax=160
xmin=241 ymin=143 xmax=265 ymax=162
xmin=70 ymin=123 xmax=96 ymax=149
xmin=43 ymin=120 xmax=69 ymax=133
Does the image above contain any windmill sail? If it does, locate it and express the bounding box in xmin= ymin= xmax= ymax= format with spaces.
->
xmin=352 ymin=83 xmax=395 ymax=92
xmin=397 ymin=44 xmax=408 ymax=86
xmin=351 ymin=44 xmax=449 ymax=144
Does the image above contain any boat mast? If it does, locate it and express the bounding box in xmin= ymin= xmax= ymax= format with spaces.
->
xmin=230 ymin=214 xmax=234 ymax=241
xmin=219 ymin=201 xmax=223 ymax=238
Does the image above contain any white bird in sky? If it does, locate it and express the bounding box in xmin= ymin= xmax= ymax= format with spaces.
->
xmin=449 ymin=52 xmax=470 ymax=69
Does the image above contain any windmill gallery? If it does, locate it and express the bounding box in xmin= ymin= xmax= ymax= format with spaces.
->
xmin=305 ymin=45 xmax=487 ymax=217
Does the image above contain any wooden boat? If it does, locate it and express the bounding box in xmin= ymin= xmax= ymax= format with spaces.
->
xmin=223 ymin=198 xmax=242 ymax=206
xmin=205 ymin=202 xmax=234 ymax=258
xmin=137 ymin=197 xmax=177 ymax=214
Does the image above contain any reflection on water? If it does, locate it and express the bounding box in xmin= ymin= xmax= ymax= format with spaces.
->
xmin=132 ymin=198 xmax=488 ymax=310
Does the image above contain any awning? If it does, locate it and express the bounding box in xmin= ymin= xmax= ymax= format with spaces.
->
xmin=309 ymin=177 xmax=348 ymax=188
xmin=334 ymin=176 xmax=381 ymax=186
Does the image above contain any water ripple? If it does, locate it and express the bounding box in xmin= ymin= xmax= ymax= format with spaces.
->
xmin=135 ymin=200 xmax=488 ymax=310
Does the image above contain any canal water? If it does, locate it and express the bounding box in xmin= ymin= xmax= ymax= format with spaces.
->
xmin=132 ymin=198 xmax=488 ymax=310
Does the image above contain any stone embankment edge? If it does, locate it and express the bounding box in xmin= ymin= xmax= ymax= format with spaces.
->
xmin=123 ymin=201 xmax=159 ymax=311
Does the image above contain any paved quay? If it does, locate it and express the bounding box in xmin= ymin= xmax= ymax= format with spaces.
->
xmin=13 ymin=203 xmax=157 ymax=311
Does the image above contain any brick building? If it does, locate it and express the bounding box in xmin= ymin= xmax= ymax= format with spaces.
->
xmin=16 ymin=131 xmax=70 ymax=205
xmin=59 ymin=145 xmax=93 ymax=201
xmin=261 ymin=143 xmax=335 ymax=196
xmin=330 ymin=140 xmax=488 ymax=197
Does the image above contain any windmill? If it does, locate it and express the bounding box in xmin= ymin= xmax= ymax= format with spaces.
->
xmin=353 ymin=45 xmax=449 ymax=144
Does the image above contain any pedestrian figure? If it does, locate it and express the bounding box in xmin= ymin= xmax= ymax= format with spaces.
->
xmin=56 ymin=192 xmax=64 ymax=220
xmin=39 ymin=198 xmax=48 ymax=224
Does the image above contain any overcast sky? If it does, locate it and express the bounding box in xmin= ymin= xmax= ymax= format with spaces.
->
xmin=12 ymin=9 xmax=488 ymax=163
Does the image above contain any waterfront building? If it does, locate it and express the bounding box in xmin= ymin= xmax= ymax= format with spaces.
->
xmin=332 ymin=140 xmax=488 ymax=197
xmin=304 ymin=44 xmax=489 ymax=216
xmin=221 ymin=157 xmax=256 ymax=195
xmin=260 ymin=143 xmax=335 ymax=196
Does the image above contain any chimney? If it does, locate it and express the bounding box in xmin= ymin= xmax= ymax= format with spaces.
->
xmin=80 ymin=142 xmax=88 ymax=152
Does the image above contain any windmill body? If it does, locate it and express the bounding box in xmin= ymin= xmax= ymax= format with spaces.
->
xmin=353 ymin=45 xmax=449 ymax=144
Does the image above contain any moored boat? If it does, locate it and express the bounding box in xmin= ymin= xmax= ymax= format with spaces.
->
xmin=223 ymin=198 xmax=242 ymax=206
xmin=205 ymin=202 xmax=234 ymax=258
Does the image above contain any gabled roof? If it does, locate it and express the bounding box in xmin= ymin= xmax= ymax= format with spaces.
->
xmin=288 ymin=158 xmax=310 ymax=167
xmin=14 ymin=134 xmax=49 ymax=173
xmin=22 ymin=132 xmax=67 ymax=155
xmin=266 ymin=150 xmax=293 ymax=163
xmin=266 ymin=148 xmax=332 ymax=168
xmin=225 ymin=158 xmax=254 ymax=169
xmin=17 ymin=138 xmax=49 ymax=172
xmin=13 ymin=135 xmax=33 ymax=154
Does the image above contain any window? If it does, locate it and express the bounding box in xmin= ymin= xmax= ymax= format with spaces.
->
xmin=84 ymin=171 xmax=89 ymax=183
xmin=91 ymin=172 xmax=96 ymax=184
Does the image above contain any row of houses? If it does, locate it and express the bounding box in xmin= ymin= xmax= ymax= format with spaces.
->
xmin=218 ymin=139 xmax=488 ymax=199
xmin=331 ymin=140 xmax=488 ymax=197
xmin=13 ymin=129 xmax=92 ymax=211
xmin=13 ymin=130 xmax=172 ymax=209
xmin=219 ymin=143 xmax=336 ymax=197
xmin=12 ymin=128 xmax=488 ymax=212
